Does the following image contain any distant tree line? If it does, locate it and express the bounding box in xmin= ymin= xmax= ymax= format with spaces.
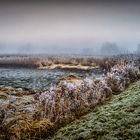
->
xmin=100 ymin=42 xmax=120 ymax=55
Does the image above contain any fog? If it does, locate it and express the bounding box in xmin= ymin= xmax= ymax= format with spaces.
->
xmin=0 ymin=1 xmax=140 ymax=54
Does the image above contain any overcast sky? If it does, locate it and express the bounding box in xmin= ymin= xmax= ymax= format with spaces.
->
xmin=0 ymin=1 xmax=140 ymax=53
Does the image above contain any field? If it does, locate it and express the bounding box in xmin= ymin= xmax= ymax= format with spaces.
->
xmin=0 ymin=54 xmax=140 ymax=140
xmin=53 ymin=80 xmax=140 ymax=140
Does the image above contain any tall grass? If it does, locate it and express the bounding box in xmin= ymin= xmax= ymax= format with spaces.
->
xmin=0 ymin=54 xmax=139 ymax=70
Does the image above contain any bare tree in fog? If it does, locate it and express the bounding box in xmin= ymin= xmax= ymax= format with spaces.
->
xmin=136 ymin=44 xmax=140 ymax=54
xmin=100 ymin=42 xmax=120 ymax=56
xmin=120 ymin=47 xmax=129 ymax=55
xmin=0 ymin=45 xmax=4 ymax=52
xmin=82 ymin=48 xmax=92 ymax=55
xmin=0 ymin=42 xmax=6 ymax=53
xmin=19 ymin=43 xmax=32 ymax=54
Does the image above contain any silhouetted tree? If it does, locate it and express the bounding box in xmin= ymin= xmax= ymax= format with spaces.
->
xmin=100 ymin=42 xmax=120 ymax=55
xmin=136 ymin=44 xmax=140 ymax=54
xmin=0 ymin=42 xmax=6 ymax=53
xmin=82 ymin=48 xmax=92 ymax=55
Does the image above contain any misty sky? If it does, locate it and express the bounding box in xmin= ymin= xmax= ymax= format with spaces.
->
xmin=0 ymin=1 xmax=140 ymax=53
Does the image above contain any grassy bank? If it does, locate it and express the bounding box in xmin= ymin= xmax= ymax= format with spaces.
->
xmin=52 ymin=80 xmax=140 ymax=140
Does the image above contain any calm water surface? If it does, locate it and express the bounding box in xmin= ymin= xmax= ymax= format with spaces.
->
xmin=0 ymin=68 xmax=102 ymax=91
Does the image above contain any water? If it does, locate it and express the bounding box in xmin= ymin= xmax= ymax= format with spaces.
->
xmin=0 ymin=68 xmax=102 ymax=91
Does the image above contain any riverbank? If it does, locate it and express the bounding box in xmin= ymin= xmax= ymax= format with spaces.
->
xmin=0 ymin=64 xmax=140 ymax=139
xmin=52 ymin=80 xmax=140 ymax=140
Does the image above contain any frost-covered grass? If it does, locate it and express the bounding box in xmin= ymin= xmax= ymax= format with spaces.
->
xmin=52 ymin=80 xmax=140 ymax=140
xmin=0 ymin=54 xmax=139 ymax=70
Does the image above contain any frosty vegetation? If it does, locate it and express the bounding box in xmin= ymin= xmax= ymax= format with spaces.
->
xmin=0 ymin=54 xmax=139 ymax=71
xmin=34 ymin=64 xmax=140 ymax=124
xmin=0 ymin=55 xmax=140 ymax=139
